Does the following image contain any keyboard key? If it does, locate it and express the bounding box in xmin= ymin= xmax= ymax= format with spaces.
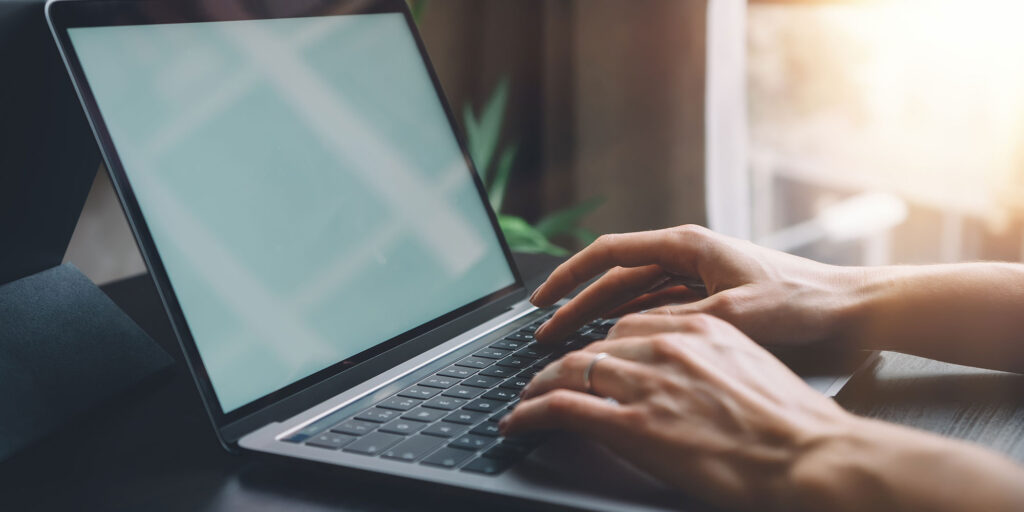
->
xmin=421 ymin=447 xmax=474 ymax=469
xmin=437 ymin=365 xmax=477 ymax=379
xmin=402 ymin=407 xmax=448 ymax=423
xmin=381 ymin=435 xmax=447 ymax=462
xmin=482 ymin=389 xmax=517 ymax=402
xmin=306 ymin=432 xmax=357 ymax=450
xmin=506 ymin=332 xmax=534 ymax=342
xmin=398 ymin=386 xmax=441 ymax=400
xmin=343 ymin=432 xmax=404 ymax=456
xmin=491 ymin=339 xmax=527 ymax=351
xmin=419 ymin=375 xmax=459 ymax=389
xmin=461 ymin=456 xmax=514 ymax=475
xmin=530 ymin=355 xmax=555 ymax=369
xmin=442 ymin=385 xmax=485 ymax=399
xmin=464 ymin=398 xmax=504 ymax=413
xmin=554 ymin=338 xmax=586 ymax=353
xmin=462 ymin=375 xmax=500 ymax=389
xmin=470 ymin=422 xmax=501 ymax=437
xmin=514 ymin=346 xmax=549 ymax=359
xmin=422 ymin=396 xmax=468 ymax=410
xmin=474 ymin=348 xmax=510 ymax=360
xmin=500 ymin=377 xmax=529 ymax=390
xmin=379 ymin=419 xmax=427 ymax=435
xmin=450 ymin=434 xmax=497 ymax=451
xmin=355 ymin=408 xmax=399 ymax=423
xmin=443 ymin=410 xmax=488 ymax=425
xmin=502 ymin=433 xmax=544 ymax=447
xmin=330 ymin=419 xmax=377 ymax=436
xmin=377 ymin=396 xmax=420 ymax=411
xmin=483 ymin=442 xmax=533 ymax=460
xmin=421 ymin=422 xmax=469 ymax=438
xmin=478 ymin=366 xmax=517 ymax=379
xmin=496 ymin=356 xmax=530 ymax=369
xmin=517 ymin=368 xmax=541 ymax=379
xmin=455 ymin=357 xmax=493 ymax=369
xmin=488 ymin=409 xmax=511 ymax=423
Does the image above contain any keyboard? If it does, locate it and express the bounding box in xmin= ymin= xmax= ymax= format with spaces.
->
xmin=299 ymin=314 xmax=615 ymax=475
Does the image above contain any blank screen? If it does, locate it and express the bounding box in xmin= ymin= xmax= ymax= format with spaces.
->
xmin=68 ymin=13 xmax=516 ymax=413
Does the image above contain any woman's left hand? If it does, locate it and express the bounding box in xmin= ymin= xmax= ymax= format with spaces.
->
xmin=500 ymin=312 xmax=856 ymax=512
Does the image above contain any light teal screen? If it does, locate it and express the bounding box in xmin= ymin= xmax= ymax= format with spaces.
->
xmin=68 ymin=14 xmax=516 ymax=413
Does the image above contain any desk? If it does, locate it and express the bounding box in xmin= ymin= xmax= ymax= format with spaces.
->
xmin=3 ymin=253 xmax=1024 ymax=511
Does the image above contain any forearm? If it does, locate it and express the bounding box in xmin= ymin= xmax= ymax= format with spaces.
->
xmin=842 ymin=263 xmax=1024 ymax=373
xmin=785 ymin=417 xmax=1024 ymax=512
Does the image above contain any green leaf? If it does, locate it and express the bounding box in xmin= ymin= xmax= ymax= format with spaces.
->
xmin=569 ymin=226 xmax=600 ymax=245
xmin=408 ymin=0 xmax=428 ymax=24
xmin=498 ymin=215 xmax=570 ymax=257
xmin=462 ymin=105 xmax=487 ymax=182
xmin=488 ymin=144 xmax=517 ymax=212
xmin=464 ymin=78 xmax=510 ymax=178
xmin=535 ymin=197 xmax=604 ymax=238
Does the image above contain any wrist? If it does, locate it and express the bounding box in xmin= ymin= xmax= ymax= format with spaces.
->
xmin=828 ymin=265 xmax=907 ymax=351
xmin=781 ymin=416 xmax=893 ymax=512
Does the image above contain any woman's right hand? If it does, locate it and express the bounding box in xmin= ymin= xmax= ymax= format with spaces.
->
xmin=531 ymin=225 xmax=865 ymax=349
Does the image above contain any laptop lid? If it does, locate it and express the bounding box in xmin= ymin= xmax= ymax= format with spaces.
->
xmin=46 ymin=0 xmax=526 ymax=446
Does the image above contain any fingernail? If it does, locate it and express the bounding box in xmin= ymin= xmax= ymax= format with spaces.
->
xmin=529 ymin=288 xmax=541 ymax=304
xmin=534 ymin=322 xmax=548 ymax=339
xmin=498 ymin=417 xmax=510 ymax=434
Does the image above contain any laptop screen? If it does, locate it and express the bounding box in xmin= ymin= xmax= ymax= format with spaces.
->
xmin=67 ymin=13 xmax=517 ymax=413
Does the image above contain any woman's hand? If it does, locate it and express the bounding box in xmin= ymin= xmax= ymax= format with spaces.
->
xmin=530 ymin=225 xmax=864 ymax=349
xmin=504 ymin=312 xmax=1024 ymax=512
xmin=501 ymin=313 xmax=857 ymax=511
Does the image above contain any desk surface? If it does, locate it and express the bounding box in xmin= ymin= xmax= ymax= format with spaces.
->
xmin=3 ymin=253 xmax=1024 ymax=511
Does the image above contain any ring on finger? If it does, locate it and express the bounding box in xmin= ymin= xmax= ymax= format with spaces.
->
xmin=583 ymin=352 xmax=609 ymax=394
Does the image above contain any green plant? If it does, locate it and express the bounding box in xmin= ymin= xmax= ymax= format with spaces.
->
xmin=407 ymin=0 xmax=427 ymax=24
xmin=463 ymin=78 xmax=602 ymax=256
xmin=406 ymin=0 xmax=601 ymax=256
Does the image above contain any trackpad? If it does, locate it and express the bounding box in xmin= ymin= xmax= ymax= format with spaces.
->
xmin=507 ymin=432 xmax=701 ymax=509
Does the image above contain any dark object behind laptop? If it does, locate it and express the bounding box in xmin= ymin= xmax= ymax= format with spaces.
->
xmin=0 ymin=0 xmax=98 ymax=284
xmin=0 ymin=0 xmax=173 ymax=463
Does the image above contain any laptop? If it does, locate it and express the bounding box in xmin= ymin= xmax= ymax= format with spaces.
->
xmin=46 ymin=0 xmax=872 ymax=509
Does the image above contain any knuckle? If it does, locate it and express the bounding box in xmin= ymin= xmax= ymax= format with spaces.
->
xmin=618 ymin=405 xmax=649 ymax=426
xmin=545 ymin=390 xmax=580 ymax=417
xmin=559 ymin=351 xmax=590 ymax=378
xmin=614 ymin=313 xmax=646 ymax=330
xmin=594 ymin=233 xmax=619 ymax=246
xmin=674 ymin=224 xmax=710 ymax=241
xmin=678 ymin=312 xmax=718 ymax=333
xmin=648 ymin=335 xmax=683 ymax=358
xmin=705 ymin=292 xmax=742 ymax=320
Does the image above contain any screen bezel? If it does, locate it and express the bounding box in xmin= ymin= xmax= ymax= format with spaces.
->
xmin=46 ymin=0 xmax=525 ymax=441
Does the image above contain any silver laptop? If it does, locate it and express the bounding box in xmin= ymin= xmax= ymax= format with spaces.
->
xmin=47 ymin=1 xmax=869 ymax=509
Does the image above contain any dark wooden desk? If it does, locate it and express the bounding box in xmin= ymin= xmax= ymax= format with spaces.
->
xmin=3 ymin=254 xmax=1023 ymax=511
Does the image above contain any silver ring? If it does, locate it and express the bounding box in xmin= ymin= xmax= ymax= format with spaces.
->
xmin=583 ymin=352 xmax=609 ymax=394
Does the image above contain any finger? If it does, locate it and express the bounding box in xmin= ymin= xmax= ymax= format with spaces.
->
xmin=533 ymin=265 xmax=668 ymax=343
xmin=530 ymin=227 xmax=710 ymax=308
xmin=522 ymin=350 xmax=651 ymax=402
xmin=578 ymin=334 xmax=686 ymax=364
xmin=603 ymin=314 xmax=706 ymax=340
xmin=645 ymin=293 xmax=737 ymax=325
xmin=602 ymin=285 xmax=706 ymax=319
xmin=499 ymin=389 xmax=629 ymax=440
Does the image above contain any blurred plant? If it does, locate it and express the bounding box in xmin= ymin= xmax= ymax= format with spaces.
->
xmin=408 ymin=0 xmax=427 ymax=24
xmin=407 ymin=0 xmax=601 ymax=256
xmin=464 ymin=79 xmax=602 ymax=256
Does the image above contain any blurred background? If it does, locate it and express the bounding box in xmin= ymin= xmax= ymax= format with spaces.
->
xmin=66 ymin=0 xmax=1024 ymax=284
